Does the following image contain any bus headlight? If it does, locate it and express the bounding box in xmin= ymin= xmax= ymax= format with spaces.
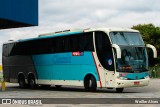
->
xmin=118 ymin=73 xmax=128 ymax=80
xmin=119 ymin=77 xmax=128 ymax=80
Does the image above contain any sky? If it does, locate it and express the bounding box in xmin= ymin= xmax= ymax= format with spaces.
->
xmin=0 ymin=0 xmax=160 ymax=63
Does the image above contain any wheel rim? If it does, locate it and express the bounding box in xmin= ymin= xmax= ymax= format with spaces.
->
xmin=89 ymin=79 xmax=92 ymax=87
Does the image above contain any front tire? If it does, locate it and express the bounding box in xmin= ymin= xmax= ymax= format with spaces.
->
xmin=84 ymin=76 xmax=97 ymax=92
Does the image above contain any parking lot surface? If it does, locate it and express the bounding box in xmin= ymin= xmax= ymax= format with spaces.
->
xmin=0 ymin=79 xmax=160 ymax=107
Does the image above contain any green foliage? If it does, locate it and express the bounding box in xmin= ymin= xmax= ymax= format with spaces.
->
xmin=132 ymin=24 xmax=160 ymax=48
xmin=132 ymin=24 xmax=160 ymax=66
xmin=149 ymin=64 xmax=160 ymax=78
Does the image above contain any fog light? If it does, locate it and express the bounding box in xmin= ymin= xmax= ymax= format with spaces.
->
xmin=120 ymin=77 xmax=128 ymax=80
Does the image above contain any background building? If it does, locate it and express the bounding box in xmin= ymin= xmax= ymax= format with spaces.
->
xmin=0 ymin=0 xmax=38 ymax=29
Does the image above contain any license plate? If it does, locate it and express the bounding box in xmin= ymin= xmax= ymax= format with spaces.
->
xmin=134 ymin=81 xmax=140 ymax=85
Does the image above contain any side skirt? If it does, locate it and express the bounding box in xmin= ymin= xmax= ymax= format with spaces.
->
xmin=37 ymin=80 xmax=101 ymax=87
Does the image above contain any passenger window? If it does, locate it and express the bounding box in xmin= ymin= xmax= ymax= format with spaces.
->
xmin=79 ymin=33 xmax=94 ymax=51
xmin=64 ymin=37 xmax=71 ymax=52
xmin=71 ymin=36 xmax=79 ymax=51
xmin=3 ymin=44 xmax=8 ymax=57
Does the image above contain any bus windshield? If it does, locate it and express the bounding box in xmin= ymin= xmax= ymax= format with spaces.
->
xmin=110 ymin=32 xmax=148 ymax=73
xmin=110 ymin=32 xmax=144 ymax=46
xmin=116 ymin=46 xmax=148 ymax=72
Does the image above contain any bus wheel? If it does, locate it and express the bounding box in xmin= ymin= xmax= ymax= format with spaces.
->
xmin=116 ymin=88 xmax=124 ymax=93
xmin=18 ymin=74 xmax=26 ymax=88
xmin=84 ymin=75 xmax=97 ymax=92
xmin=28 ymin=75 xmax=37 ymax=89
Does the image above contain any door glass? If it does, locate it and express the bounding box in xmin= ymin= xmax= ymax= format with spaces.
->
xmin=95 ymin=32 xmax=114 ymax=71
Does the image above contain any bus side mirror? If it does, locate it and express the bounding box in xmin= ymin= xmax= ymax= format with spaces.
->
xmin=146 ymin=44 xmax=157 ymax=58
xmin=112 ymin=44 xmax=121 ymax=59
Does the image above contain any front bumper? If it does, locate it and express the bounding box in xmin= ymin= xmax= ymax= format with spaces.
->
xmin=115 ymin=78 xmax=150 ymax=88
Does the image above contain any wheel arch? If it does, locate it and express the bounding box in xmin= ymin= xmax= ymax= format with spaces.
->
xmin=84 ymin=73 xmax=98 ymax=82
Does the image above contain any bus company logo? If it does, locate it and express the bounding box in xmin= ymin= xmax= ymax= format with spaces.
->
xmin=1 ymin=99 xmax=42 ymax=105
xmin=72 ymin=52 xmax=84 ymax=56
xmin=2 ymin=99 xmax=11 ymax=104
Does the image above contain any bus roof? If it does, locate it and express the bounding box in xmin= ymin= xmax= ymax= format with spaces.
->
xmin=85 ymin=27 xmax=139 ymax=33
xmin=4 ymin=27 xmax=139 ymax=44
xmin=39 ymin=28 xmax=139 ymax=37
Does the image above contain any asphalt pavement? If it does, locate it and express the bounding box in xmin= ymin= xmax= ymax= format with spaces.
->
xmin=0 ymin=79 xmax=160 ymax=107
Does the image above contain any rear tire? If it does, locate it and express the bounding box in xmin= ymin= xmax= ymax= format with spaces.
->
xmin=18 ymin=75 xmax=26 ymax=89
xmin=84 ymin=76 xmax=97 ymax=92
xmin=116 ymin=88 xmax=124 ymax=93
xmin=28 ymin=75 xmax=37 ymax=89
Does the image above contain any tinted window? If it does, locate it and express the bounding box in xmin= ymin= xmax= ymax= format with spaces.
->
xmin=70 ymin=36 xmax=79 ymax=51
xmin=64 ymin=37 xmax=71 ymax=52
xmin=95 ymin=31 xmax=114 ymax=71
xmin=51 ymin=32 xmax=94 ymax=53
xmin=10 ymin=38 xmax=51 ymax=55
xmin=9 ymin=32 xmax=94 ymax=56
xmin=79 ymin=33 xmax=94 ymax=51
xmin=3 ymin=44 xmax=8 ymax=57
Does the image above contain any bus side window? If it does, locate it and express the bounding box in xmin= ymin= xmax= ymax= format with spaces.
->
xmin=64 ymin=37 xmax=71 ymax=52
xmin=8 ymin=43 xmax=15 ymax=56
xmin=51 ymin=38 xmax=56 ymax=53
xmin=71 ymin=36 xmax=79 ymax=51
xmin=79 ymin=33 xmax=94 ymax=51
xmin=3 ymin=43 xmax=15 ymax=56
xmin=51 ymin=33 xmax=94 ymax=53
xmin=79 ymin=34 xmax=87 ymax=51
xmin=3 ymin=44 xmax=8 ymax=57
xmin=56 ymin=37 xmax=64 ymax=52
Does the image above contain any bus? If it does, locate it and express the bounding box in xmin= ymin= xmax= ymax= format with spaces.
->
xmin=2 ymin=28 xmax=157 ymax=92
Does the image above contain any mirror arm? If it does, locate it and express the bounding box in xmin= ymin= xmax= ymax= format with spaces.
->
xmin=112 ymin=44 xmax=121 ymax=59
xmin=146 ymin=44 xmax=157 ymax=58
